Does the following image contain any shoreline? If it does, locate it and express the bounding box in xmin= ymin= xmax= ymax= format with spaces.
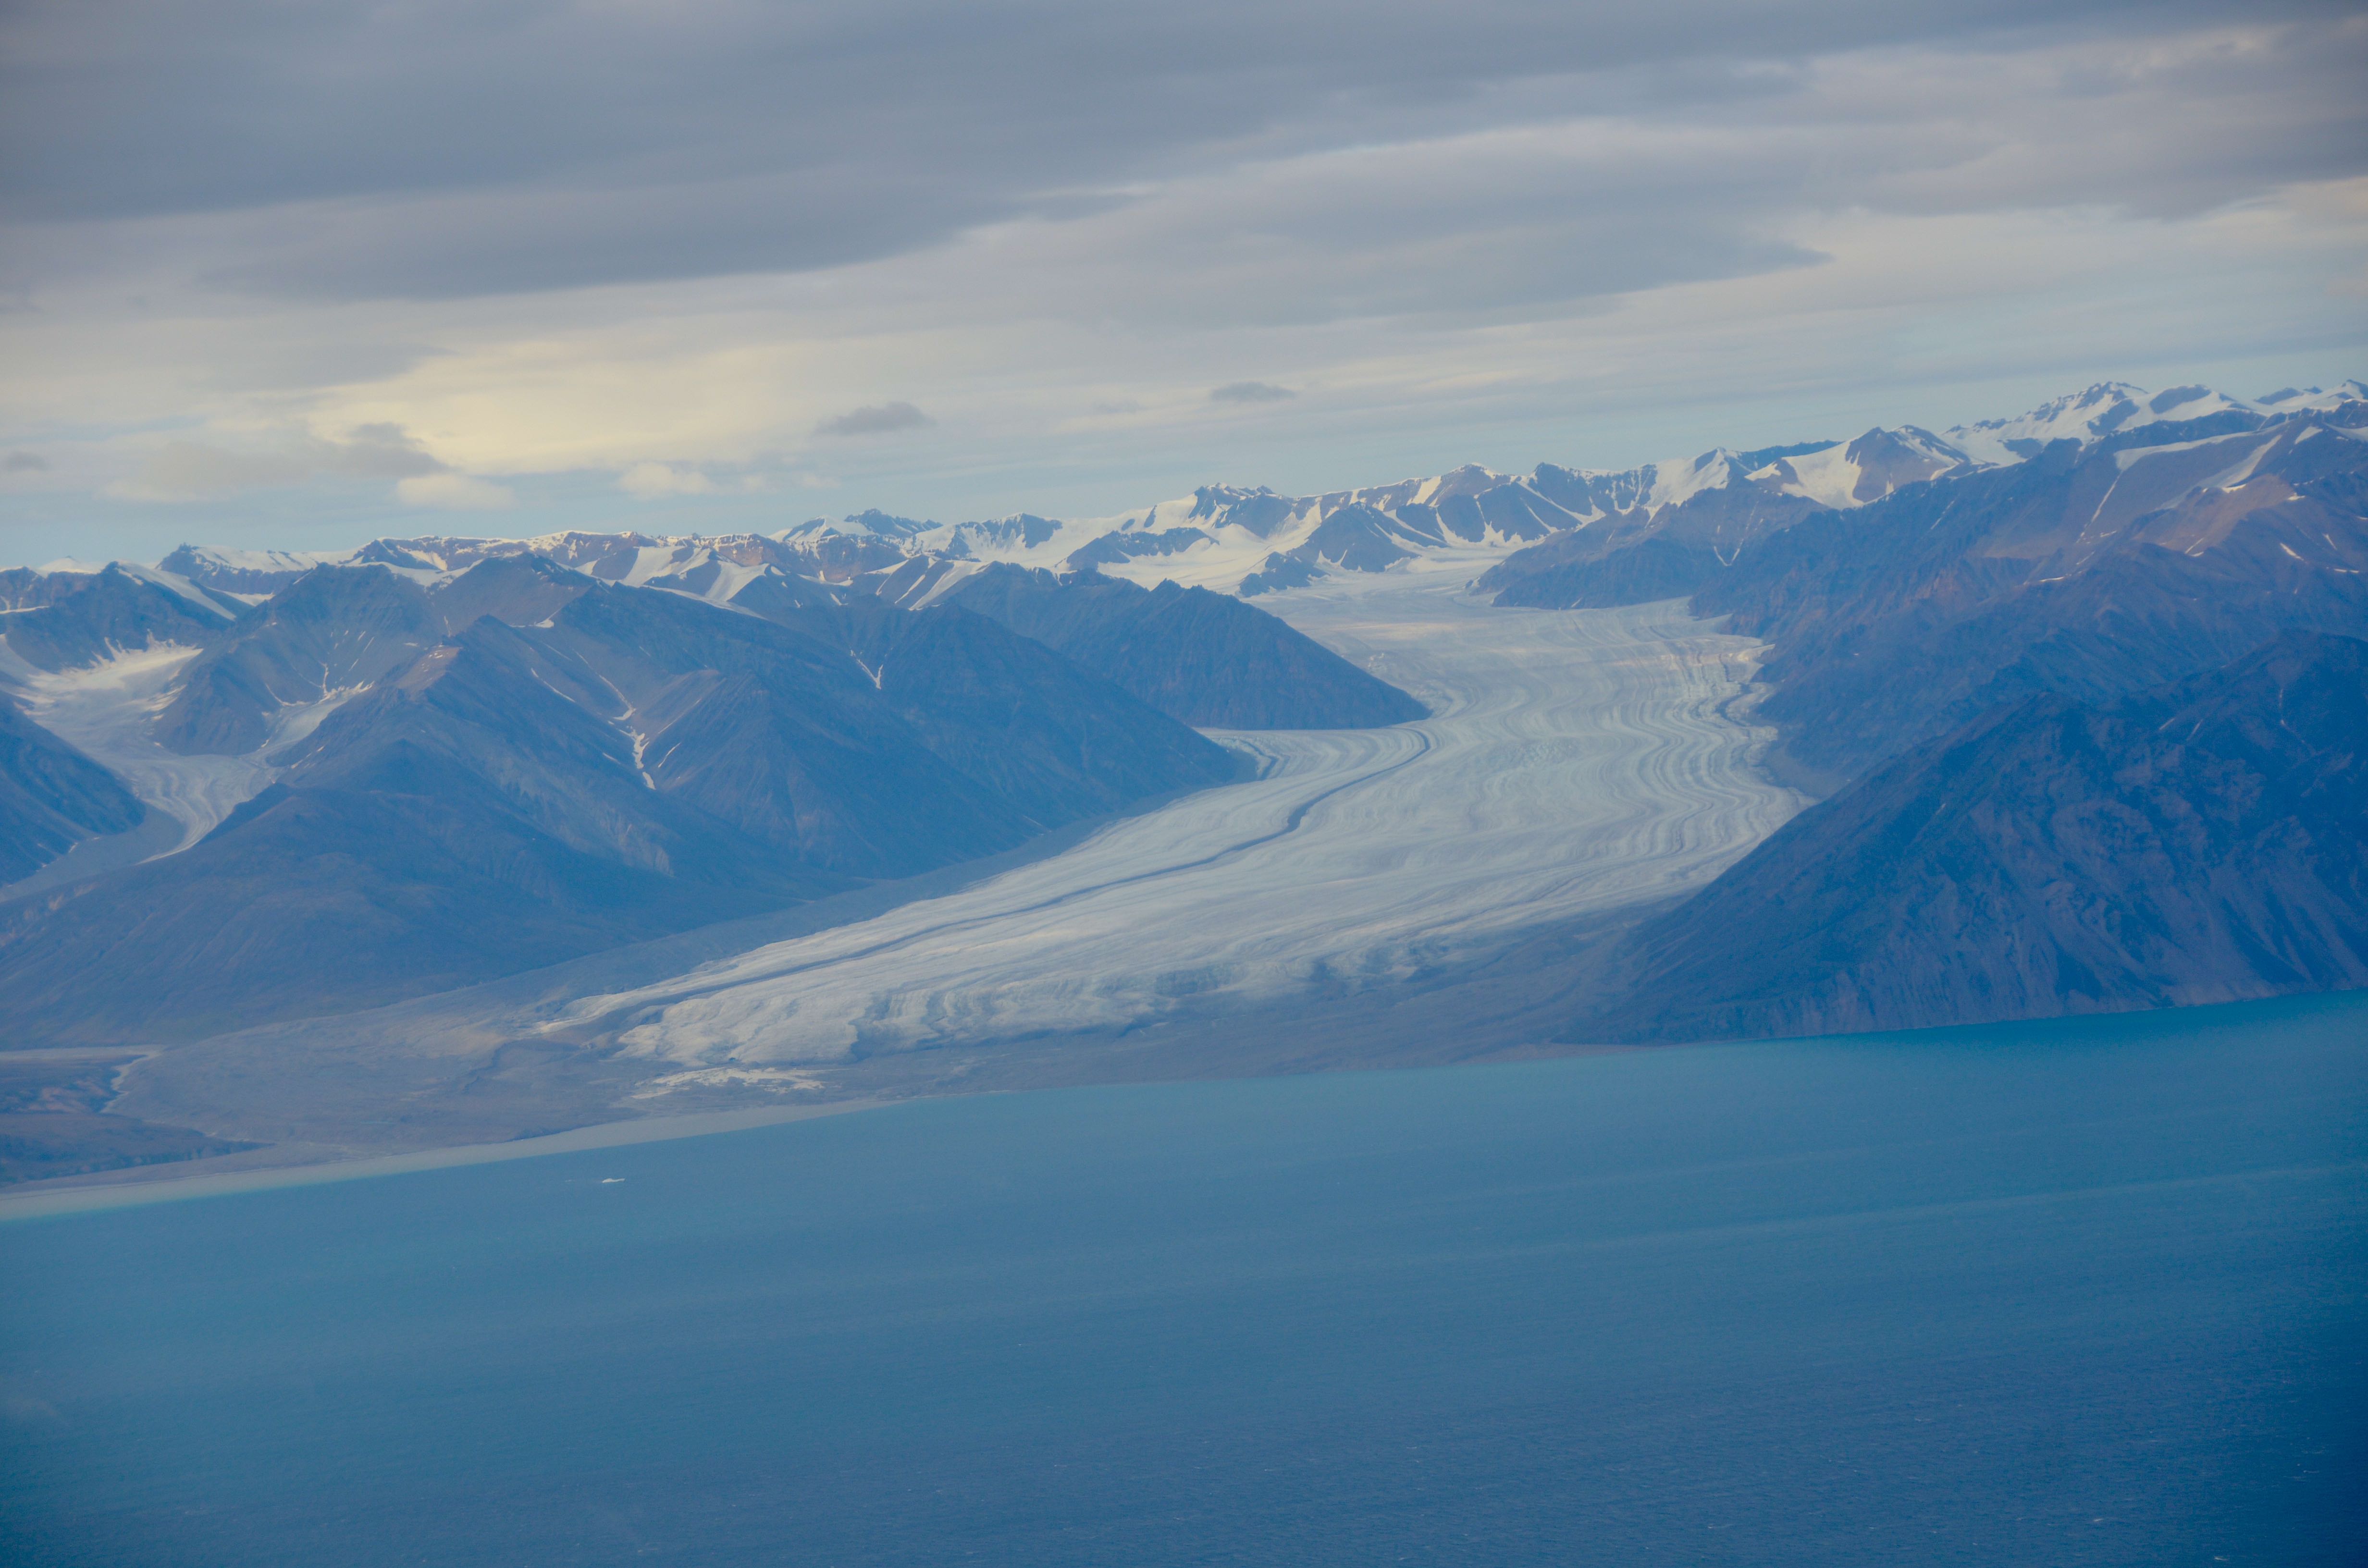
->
xmin=0 ymin=1097 xmax=896 ymax=1222
xmin=12 ymin=988 xmax=2360 ymax=1225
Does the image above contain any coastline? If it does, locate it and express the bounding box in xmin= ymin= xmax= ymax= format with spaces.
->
xmin=0 ymin=1097 xmax=895 ymax=1222
xmin=9 ymin=986 xmax=2366 ymax=1222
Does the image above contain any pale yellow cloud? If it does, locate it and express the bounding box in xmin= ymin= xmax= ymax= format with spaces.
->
xmin=618 ymin=461 xmax=719 ymax=498
xmin=396 ymin=472 xmax=516 ymax=510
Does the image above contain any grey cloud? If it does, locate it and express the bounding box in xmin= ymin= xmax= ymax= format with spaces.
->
xmin=1784 ymin=23 xmax=2368 ymax=222
xmin=4 ymin=452 xmax=48 ymax=472
xmin=116 ymin=443 xmax=319 ymax=498
xmin=1048 ymin=145 xmax=1830 ymax=331
xmin=331 ymin=424 xmax=444 ymax=479
xmin=114 ymin=425 xmax=446 ymax=500
xmin=199 ymin=169 xmax=1013 ymax=303
xmin=818 ymin=402 xmax=934 ymax=437
xmin=1210 ymin=382 xmax=1297 ymax=403
xmin=835 ymin=12 xmax=2362 ymax=336
xmin=4 ymin=0 xmax=2340 ymax=304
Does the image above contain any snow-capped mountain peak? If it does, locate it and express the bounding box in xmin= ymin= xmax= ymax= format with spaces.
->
xmin=2254 ymin=379 xmax=2368 ymax=412
xmin=1749 ymin=426 xmax=1973 ymax=510
xmin=66 ymin=374 xmax=2363 ymax=610
xmin=777 ymin=508 xmax=937 ymax=544
xmin=1940 ymin=379 xmax=2361 ymax=467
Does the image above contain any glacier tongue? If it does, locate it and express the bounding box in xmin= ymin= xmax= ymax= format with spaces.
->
xmin=10 ymin=643 xmax=276 ymax=853
xmin=556 ymin=553 xmax=1807 ymax=1065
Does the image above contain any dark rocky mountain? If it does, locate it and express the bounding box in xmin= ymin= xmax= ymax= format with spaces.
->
xmin=0 ymin=565 xmax=239 ymax=670
xmin=1480 ymin=490 xmax=1821 ymax=610
xmin=0 ymin=619 xmax=836 ymax=1043
xmin=425 ymin=550 xmax=598 ymax=629
xmin=1236 ymin=553 xmax=1325 ymax=597
xmin=1481 ymin=428 xmax=1973 ymax=611
xmin=1479 ymin=404 xmax=2368 ymax=782
xmin=1573 ymin=632 xmax=2368 ymax=1044
xmin=2 ymin=566 xmax=117 ymax=612
xmin=0 ymin=696 xmax=147 ymax=884
xmin=530 ymin=578 xmax=1233 ymax=874
xmin=159 ymin=565 xmax=446 ymax=754
xmin=1063 ymin=526 xmax=1210 ymax=570
xmin=929 ymin=564 xmax=1428 ymax=727
xmin=0 ymin=558 xmax=1243 ymax=1043
xmin=791 ymin=595 xmax=1244 ymax=820
xmin=153 ymin=526 xmax=1435 ymax=737
xmin=1697 ymin=409 xmax=2368 ymax=782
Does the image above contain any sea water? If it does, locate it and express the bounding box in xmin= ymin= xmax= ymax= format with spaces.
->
xmin=4 ymin=993 xmax=2363 ymax=1566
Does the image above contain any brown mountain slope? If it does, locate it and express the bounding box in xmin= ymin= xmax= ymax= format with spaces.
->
xmin=1572 ymin=631 xmax=2368 ymax=1043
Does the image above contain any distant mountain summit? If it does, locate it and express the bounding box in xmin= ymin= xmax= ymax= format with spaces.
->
xmin=135 ymin=379 xmax=2368 ymax=615
xmin=1937 ymin=380 xmax=2360 ymax=465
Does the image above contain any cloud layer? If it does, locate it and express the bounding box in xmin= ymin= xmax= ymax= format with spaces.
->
xmin=818 ymin=402 xmax=935 ymax=437
xmin=1 ymin=1 xmax=2364 ymax=559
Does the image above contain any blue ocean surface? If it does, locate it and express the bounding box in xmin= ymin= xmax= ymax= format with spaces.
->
xmin=4 ymin=994 xmax=2365 ymax=1567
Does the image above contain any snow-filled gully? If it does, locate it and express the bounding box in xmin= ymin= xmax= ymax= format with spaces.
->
xmin=559 ymin=557 xmax=1808 ymax=1066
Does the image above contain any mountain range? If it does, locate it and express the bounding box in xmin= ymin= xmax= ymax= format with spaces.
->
xmin=130 ymin=380 xmax=2365 ymax=614
xmin=2 ymin=374 xmax=2364 ymax=1178
xmin=0 ymin=551 xmax=1419 ymax=1041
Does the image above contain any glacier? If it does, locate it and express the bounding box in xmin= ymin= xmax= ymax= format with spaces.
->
xmin=6 ymin=643 xmax=275 ymax=853
xmin=553 ymin=553 xmax=1806 ymax=1070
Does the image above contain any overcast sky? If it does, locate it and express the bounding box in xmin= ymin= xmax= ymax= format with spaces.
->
xmin=3 ymin=0 xmax=2364 ymax=564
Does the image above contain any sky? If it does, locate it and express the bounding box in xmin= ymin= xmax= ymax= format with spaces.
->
xmin=2 ymin=0 xmax=2365 ymax=567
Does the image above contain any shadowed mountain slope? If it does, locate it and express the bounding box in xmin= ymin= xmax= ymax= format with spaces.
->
xmin=808 ymin=596 xmax=1245 ymax=819
xmin=0 ymin=617 xmax=842 ymax=1042
xmin=0 ymin=565 xmax=1240 ymax=1043
xmin=1573 ymin=632 xmax=2368 ymax=1044
xmin=529 ymin=581 xmax=1237 ymax=872
xmin=0 ymin=565 xmax=237 ymax=671
xmin=1696 ymin=411 xmax=2368 ymax=780
xmin=929 ymin=564 xmax=1427 ymax=728
xmin=159 ymin=565 xmax=446 ymax=755
xmin=0 ymin=696 xmax=147 ymax=885
xmin=1479 ymin=428 xmax=1976 ymax=610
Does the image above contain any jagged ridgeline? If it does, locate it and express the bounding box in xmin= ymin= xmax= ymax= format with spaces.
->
xmin=0 ymin=552 xmax=1422 ymax=1042
xmin=2 ymin=375 xmax=2365 ymax=1050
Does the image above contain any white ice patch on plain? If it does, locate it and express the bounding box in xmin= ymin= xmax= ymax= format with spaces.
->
xmin=556 ymin=554 xmax=1807 ymax=1067
xmin=11 ymin=645 xmax=276 ymax=854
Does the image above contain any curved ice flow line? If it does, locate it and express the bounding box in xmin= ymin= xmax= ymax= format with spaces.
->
xmin=565 ymin=558 xmax=1809 ymax=1067
xmin=9 ymin=644 xmax=275 ymax=853
xmin=572 ymin=728 xmax=1438 ymax=1024
xmin=9 ymin=643 xmax=370 ymax=857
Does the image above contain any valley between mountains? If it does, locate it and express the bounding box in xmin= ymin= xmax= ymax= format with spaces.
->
xmin=4 ymin=378 xmax=2365 ymax=1188
xmin=108 ymin=562 xmax=1801 ymax=1155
